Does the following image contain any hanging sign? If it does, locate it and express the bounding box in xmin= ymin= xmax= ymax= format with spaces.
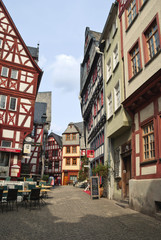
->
xmin=87 ymin=150 xmax=94 ymax=158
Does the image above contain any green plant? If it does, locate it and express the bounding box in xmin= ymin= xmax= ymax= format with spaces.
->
xmin=94 ymin=163 xmax=109 ymax=177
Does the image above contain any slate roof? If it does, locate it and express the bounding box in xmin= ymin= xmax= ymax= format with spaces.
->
xmin=48 ymin=132 xmax=62 ymax=147
xmin=27 ymin=46 xmax=39 ymax=61
xmin=73 ymin=122 xmax=84 ymax=135
xmin=34 ymin=102 xmax=47 ymax=124
xmin=90 ymin=30 xmax=101 ymax=42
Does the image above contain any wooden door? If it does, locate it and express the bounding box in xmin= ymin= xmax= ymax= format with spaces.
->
xmin=122 ymin=155 xmax=131 ymax=199
xmin=63 ymin=172 xmax=68 ymax=185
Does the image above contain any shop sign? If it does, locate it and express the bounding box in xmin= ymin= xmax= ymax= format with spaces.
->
xmin=23 ymin=144 xmax=31 ymax=154
xmin=0 ymin=147 xmax=21 ymax=153
xmin=87 ymin=150 xmax=94 ymax=158
xmin=81 ymin=150 xmax=86 ymax=156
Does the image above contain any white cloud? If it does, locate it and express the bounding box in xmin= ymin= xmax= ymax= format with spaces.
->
xmin=48 ymin=54 xmax=82 ymax=92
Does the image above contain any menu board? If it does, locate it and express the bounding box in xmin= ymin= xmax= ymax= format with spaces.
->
xmin=90 ymin=176 xmax=99 ymax=199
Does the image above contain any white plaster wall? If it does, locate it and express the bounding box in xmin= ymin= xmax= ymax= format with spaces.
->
xmin=135 ymin=134 xmax=140 ymax=154
xmin=129 ymin=179 xmax=161 ymax=215
xmin=141 ymin=165 xmax=156 ymax=175
xmin=2 ymin=129 xmax=14 ymax=138
xmin=140 ymin=103 xmax=154 ymax=123
xmin=136 ymin=157 xmax=140 ymax=176
xmin=134 ymin=113 xmax=139 ymax=131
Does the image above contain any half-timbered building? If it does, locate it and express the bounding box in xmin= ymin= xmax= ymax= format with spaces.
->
xmin=45 ymin=132 xmax=62 ymax=185
xmin=80 ymin=28 xmax=106 ymax=179
xmin=0 ymin=0 xmax=43 ymax=179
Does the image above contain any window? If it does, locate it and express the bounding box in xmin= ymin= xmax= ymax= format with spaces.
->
xmin=93 ymin=67 xmax=97 ymax=84
xmin=72 ymin=134 xmax=76 ymax=140
xmin=129 ymin=42 xmax=141 ymax=77
xmin=97 ymin=96 xmax=100 ymax=112
xmin=113 ymin=44 xmax=119 ymax=71
xmin=72 ymin=158 xmax=77 ymax=165
xmin=66 ymin=146 xmax=70 ymax=153
xmin=1 ymin=67 xmax=9 ymax=77
xmin=11 ymin=69 xmax=18 ymax=80
xmin=72 ymin=146 xmax=77 ymax=153
xmin=114 ymin=81 xmax=121 ymax=110
xmin=66 ymin=158 xmax=70 ymax=165
xmin=107 ymin=93 xmax=113 ymax=119
xmin=0 ymin=152 xmax=9 ymax=167
xmin=127 ymin=0 xmax=137 ymax=26
xmin=55 ymin=161 xmax=59 ymax=168
xmin=2 ymin=140 xmax=12 ymax=147
xmin=66 ymin=134 xmax=70 ymax=141
xmin=101 ymin=90 xmax=103 ymax=107
xmin=53 ymin=150 xmax=58 ymax=157
xmin=144 ymin=19 xmax=160 ymax=61
xmin=9 ymin=97 xmax=17 ymax=111
xmin=142 ymin=122 xmax=155 ymax=160
xmin=70 ymin=175 xmax=77 ymax=182
xmin=0 ymin=39 xmax=3 ymax=48
xmin=0 ymin=95 xmax=6 ymax=109
xmin=107 ymin=58 xmax=112 ymax=82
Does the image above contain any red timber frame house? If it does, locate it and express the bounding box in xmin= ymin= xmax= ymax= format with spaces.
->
xmin=45 ymin=132 xmax=62 ymax=185
xmin=118 ymin=0 xmax=161 ymax=214
xmin=0 ymin=0 xmax=43 ymax=179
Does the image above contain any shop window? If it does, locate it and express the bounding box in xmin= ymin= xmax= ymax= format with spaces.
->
xmin=1 ymin=140 xmax=12 ymax=147
xmin=0 ymin=95 xmax=7 ymax=109
xmin=1 ymin=66 xmax=9 ymax=77
xmin=142 ymin=122 xmax=155 ymax=160
xmin=70 ymin=175 xmax=77 ymax=182
xmin=143 ymin=18 xmax=160 ymax=63
xmin=9 ymin=97 xmax=17 ymax=111
xmin=0 ymin=152 xmax=10 ymax=166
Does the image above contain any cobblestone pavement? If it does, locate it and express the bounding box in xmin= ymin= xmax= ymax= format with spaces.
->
xmin=1 ymin=186 xmax=161 ymax=240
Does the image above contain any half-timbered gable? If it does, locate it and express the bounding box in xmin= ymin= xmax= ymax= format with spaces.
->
xmin=45 ymin=132 xmax=62 ymax=185
xmin=0 ymin=0 xmax=43 ymax=179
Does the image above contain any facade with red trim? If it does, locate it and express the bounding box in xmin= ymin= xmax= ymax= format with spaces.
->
xmin=119 ymin=0 xmax=161 ymax=214
xmin=0 ymin=0 xmax=42 ymax=179
xmin=45 ymin=132 xmax=62 ymax=185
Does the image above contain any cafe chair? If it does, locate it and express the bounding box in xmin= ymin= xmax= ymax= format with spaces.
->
xmin=29 ymin=188 xmax=41 ymax=210
xmin=4 ymin=189 xmax=18 ymax=211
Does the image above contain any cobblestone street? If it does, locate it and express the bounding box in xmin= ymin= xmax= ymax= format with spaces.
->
xmin=1 ymin=186 xmax=161 ymax=240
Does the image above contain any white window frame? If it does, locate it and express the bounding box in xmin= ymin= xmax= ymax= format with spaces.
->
xmin=114 ymin=81 xmax=121 ymax=111
xmin=0 ymin=95 xmax=7 ymax=109
xmin=0 ymin=39 xmax=3 ymax=48
xmin=11 ymin=69 xmax=18 ymax=80
xmin=1 ymin=140 xmax=12 ymax=148
xmin=107 ymin=58 xmax=112 ymax=82
xmin=9 ymin=97 xmax=17 ymax=111
xmin=107 ymin=93 xmax=113 ymax=119
xmin=113 ymin=43 xmax=119 ymax=71
xmin=1 ymin=67 xmax=9 ymax=77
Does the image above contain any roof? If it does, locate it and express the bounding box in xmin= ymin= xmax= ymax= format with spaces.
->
xmin=34 ymin=102 xmax=47 ymax=124
xmin=90 ymin=30 xmax=101 ymax=42
xmin=48 ymin=132 xmax=62 ymax=147
xmin=27 ymin=46 xmax=39 ymax=61
xmin=73 ymin=122 xmax=84 ymax=135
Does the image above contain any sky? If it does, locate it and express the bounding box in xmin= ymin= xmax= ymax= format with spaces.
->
xmin=4 ymin=0 xmax=114 ymax=135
